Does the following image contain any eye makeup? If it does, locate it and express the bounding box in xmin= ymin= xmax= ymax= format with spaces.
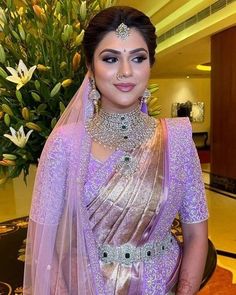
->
xmin=101 ymin=54 xmax=148 ymax=64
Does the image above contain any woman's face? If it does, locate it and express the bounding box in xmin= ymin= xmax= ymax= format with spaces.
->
xmin=89 ymin=28 xmax=151 ymax=113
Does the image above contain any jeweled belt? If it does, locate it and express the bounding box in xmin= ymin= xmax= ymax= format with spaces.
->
xmin=98 ymin=233 xmax=174 ymax=265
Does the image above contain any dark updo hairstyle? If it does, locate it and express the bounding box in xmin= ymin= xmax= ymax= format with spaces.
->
xmin=83 ymin=6 xmax=157 ymax=68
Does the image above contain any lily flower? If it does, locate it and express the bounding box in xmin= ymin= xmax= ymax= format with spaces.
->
xmin=6 ymin=59 xmax=36 ymax=90
xmin=4 ymin=125 xmax=33 ymax=148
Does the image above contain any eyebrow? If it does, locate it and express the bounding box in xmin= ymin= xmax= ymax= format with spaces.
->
xmin=99 ymin=48 xmax=148 ymax=55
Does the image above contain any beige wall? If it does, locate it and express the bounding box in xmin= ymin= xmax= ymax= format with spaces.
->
xmin=150 ymin=77 xmax=211 ymax=136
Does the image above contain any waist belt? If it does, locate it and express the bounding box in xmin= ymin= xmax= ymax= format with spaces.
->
xmin=98 ymin=233 xmax=174 ymax=265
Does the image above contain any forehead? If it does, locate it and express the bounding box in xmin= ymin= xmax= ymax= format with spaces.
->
xmin=94 ymin=28 xmax=149 ymax=54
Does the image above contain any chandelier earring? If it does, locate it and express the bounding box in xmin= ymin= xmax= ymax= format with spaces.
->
xmin=89 ymin=77 xmax=100 ymax=115
xmin=140 ymin=88 xmax=151 ymax=114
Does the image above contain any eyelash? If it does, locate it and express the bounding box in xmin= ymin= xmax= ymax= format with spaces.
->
xmin=133 ymin=56 xmax=148 ymax=63
xmin=102 ymin=57 xmax=118 ymax=63
xmin=102 ymin=56 xmax=148 ymax=64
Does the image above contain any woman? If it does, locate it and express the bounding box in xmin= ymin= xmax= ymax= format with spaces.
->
xmin=23 ymin=6 xmax=208 ymax=295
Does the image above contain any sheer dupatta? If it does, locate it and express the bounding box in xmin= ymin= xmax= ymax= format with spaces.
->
xmin=23 ymin=73 xmax=165 ymax=295
xmin=23 ymin=74 xmax=107 ymax=295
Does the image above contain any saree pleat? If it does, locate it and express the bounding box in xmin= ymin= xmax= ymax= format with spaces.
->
xmin=84 ymin=121 xmax=165 ymax=294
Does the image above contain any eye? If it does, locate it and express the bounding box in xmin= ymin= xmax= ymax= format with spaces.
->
xmin=102 ymin=56 xmax=118 ymax=63
xmin=132 ymin=56 xmax=148 ymax=63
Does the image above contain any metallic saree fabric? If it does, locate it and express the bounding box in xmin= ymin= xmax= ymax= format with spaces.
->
xmin=84 ymin=121 xmax=181 ymax=294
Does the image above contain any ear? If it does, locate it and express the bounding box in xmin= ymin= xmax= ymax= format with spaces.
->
xmin=86 ymin=62 xmax=93 ymax=76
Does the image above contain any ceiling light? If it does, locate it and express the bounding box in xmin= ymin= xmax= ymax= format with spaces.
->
xmin=196 ymin=64 xmax=211 ymax=71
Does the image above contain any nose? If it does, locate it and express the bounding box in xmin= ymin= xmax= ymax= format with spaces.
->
xmin=119 ymin=59 xmax=132 ymax=77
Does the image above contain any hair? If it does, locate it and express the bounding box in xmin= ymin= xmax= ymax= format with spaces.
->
xmin=83 ymin=6 xmax=157 ymax=67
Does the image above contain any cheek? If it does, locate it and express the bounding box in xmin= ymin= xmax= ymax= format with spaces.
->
xmin=93 ymin=60 xmax=115 ymax=81
xmin=136 ymin=64 xmax=150 ymax=79
xmin=93 ymin=68 xmax=114 ymax=96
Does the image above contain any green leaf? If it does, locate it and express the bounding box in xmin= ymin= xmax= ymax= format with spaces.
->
xmin=31 ymin=92 xmax=41 ymax=102
xmin=8 ymin=165 xmax=22 ymax=179
xmin=12 ymin=30 xmax=21 ymax=41
xmin=59 ymin=101 xmax=66 ymax=112
xmin=16 ymin=90 xmax=24 ymax=104
xmin=37 ymin=103 xmax=47 ymax=114
xmin=0 ymin=45 xmax=6 ymax=64
xmin=50 ymin=82 xmax=61 ymax=97
xmin=51 ymin=117 xmax=57 ymax=129
xmin=0 ymin=67 xmax=8 ymax=78
xmin=40 ymin=83 xmax=50 ymax=99
xmin=6 ymin=0 xmax=13 ymax=9
xmin=34 ymin=80 xmax=41 ymax=90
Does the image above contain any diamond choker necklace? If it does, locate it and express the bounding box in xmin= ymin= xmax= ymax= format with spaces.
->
xmin=85 ymin=106 xmax=157 ymax=152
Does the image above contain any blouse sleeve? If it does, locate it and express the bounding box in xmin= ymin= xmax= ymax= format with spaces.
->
xmin=179 ymin=124 xmax=209 ymax=224
xmin=29 ymin=127 xmax=69 ymax=225
xmin=23 ymin=128 xmax=71 ymax=294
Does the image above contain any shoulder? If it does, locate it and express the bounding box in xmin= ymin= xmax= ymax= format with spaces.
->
xmin=161 ymin=118 xmax=193 ymax=153
xmin=50 ymin=123 xmax=79 ymax=140
xmin=162 ymin=117 xmax=192 ymax=139
xmin=46 ymin=123 xmax=79 ymax=146
xmin=163 ymin=117 xmax=191 ymax=132
xmin=41 ymin=123 xmax=80 ymax=160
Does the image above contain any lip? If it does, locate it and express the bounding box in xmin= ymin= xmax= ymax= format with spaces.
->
xmin=114 ymin=83 xmax=136 ymax=92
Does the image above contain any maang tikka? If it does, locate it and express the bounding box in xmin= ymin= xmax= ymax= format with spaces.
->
xmin=89 ymin=77 xmax=100 ymax=114
xmin=116 ymin=23 xmax=130 ymax=39
xmin=140 ymin=88 xmax=151 ymax=114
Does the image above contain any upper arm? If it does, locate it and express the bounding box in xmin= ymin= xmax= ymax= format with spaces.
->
xmin=30 ymin=129 xmax=70 ymax=225
xmin=178 ymin=122 xmax=209 ymax=224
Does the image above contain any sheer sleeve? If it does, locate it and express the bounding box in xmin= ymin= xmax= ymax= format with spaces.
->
xmin=23 ymin=128 xmax=70 ymax=294
xmin=179 ymin=124 xmax=209 ymax=224
xmin=30 ymin=129 xmax=69 ymax=225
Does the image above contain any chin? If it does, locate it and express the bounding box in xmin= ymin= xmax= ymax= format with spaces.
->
xmin=116 ymin=103 xmax=140 ymax=111
xmin=101 ymin=96 xmax=140 ymax=111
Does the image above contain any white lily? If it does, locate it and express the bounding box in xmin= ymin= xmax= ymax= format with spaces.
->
xmin=4 ymin=125 xmax=33 ymax=148
xmin=6 ymin=59 xmax=36 ymax=90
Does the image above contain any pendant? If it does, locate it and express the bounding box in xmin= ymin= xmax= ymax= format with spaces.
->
xmin=116 ymin=153 xmax=137 ymax=177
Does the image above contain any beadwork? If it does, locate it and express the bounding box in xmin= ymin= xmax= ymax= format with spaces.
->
xmin=85 ymin=106 xmax=157 ymax=152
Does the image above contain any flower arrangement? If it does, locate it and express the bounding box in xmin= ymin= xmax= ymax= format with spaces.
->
xmin=0 ymin=0 xmax=116 ymax=184
xmin=0 ymin=0 xmax=160 ymax=185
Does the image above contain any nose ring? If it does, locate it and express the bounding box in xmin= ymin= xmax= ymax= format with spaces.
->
xmin=116 ymin=73 xmax=124 ymax=80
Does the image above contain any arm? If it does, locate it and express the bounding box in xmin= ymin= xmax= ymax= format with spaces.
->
xmin=176 ymin=220 xmax=208 ymax=295
xmin=176 ymin=120 xmax=209 ymax=294
xmin=24 ymin=128 xmax=70 ymax=294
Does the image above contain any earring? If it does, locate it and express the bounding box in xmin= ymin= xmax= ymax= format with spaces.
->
xmin=89 ymin=77 xmax=100 ymax=115
xmin=140 ymin=88 xmax=151 ymax=114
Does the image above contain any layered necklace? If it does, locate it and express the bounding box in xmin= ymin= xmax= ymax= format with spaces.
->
xmin=85 ymin=105 xmax=157 ymax=176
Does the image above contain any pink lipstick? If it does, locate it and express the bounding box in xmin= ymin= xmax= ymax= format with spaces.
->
xmin=114 ymin=83 xmax=135 ymax=92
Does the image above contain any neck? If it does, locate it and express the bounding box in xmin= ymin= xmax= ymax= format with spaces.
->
xmin=99 ymin=104 xmax=141 ymax=116
xmin=100 ymin=101 xmax=140 ymax=114
xmin=85 ymin=102 xmax=156 ymax=152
